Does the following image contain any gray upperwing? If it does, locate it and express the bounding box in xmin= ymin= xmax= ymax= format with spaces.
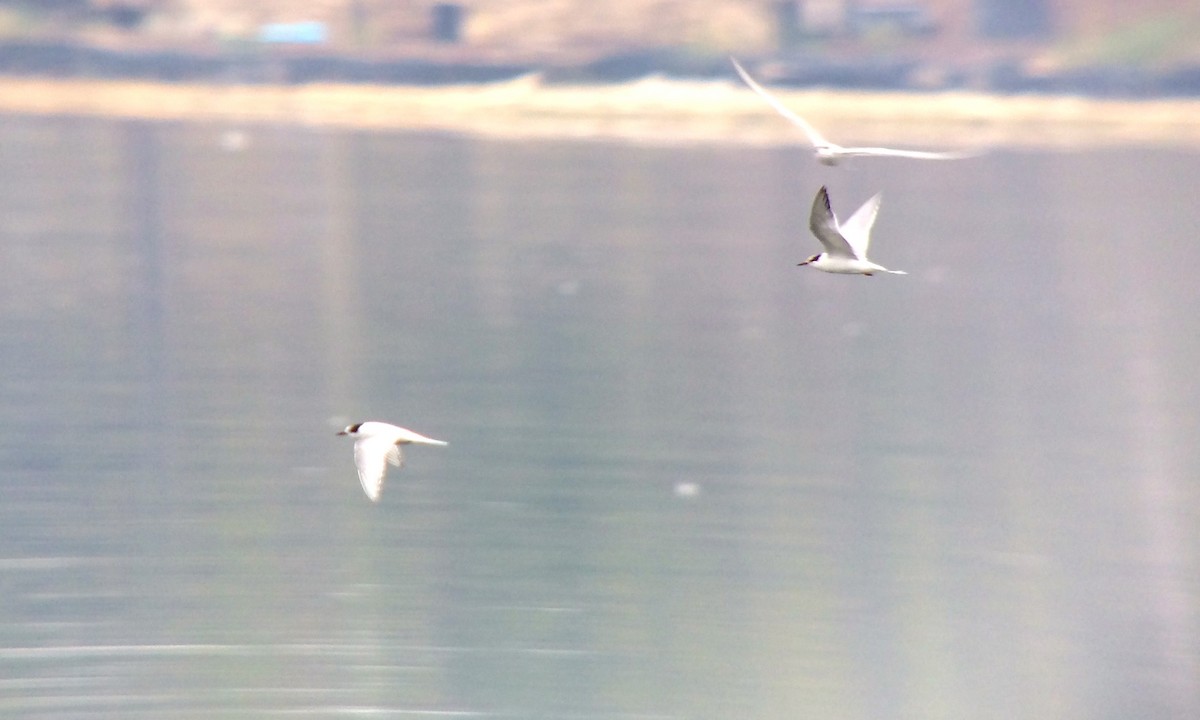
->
xmin=808 ymin=186 xmax=855 ymax=258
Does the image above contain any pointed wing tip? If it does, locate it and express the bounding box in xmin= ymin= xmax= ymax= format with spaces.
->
xmin=809 ymin=186 xmax=854 ymax=258
xmin=729 ymin=56 xmax=752 ymax=83
xmin=811 ymin=185 xmax=831 ymax=215
xmin=359 ymin=472 xmax=384 ymax=502
xmin=816 ymin=185 xmax=832 ymax=211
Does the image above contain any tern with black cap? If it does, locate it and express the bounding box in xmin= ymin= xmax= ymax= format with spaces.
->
xmin=799 ymin=186 xmax=906 ymax=276
xmin=337 ymin=421 xmax=447 ymax=502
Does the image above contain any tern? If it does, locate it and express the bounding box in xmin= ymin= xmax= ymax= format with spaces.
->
xmin=800 ymin=186 xmax=906 ymax=276
xmin=731 ymin=57 xmax=973 ymax=166
xmin=337 ymin=421 xmax=447 ymax=502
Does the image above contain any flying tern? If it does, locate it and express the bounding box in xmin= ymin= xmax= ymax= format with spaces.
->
xmin=337 ymin=421 xmax=448 ymax=502
xmin=800 ymin=186 xmax=906 ymax=276
xmin=731 ymin=57 xmax=973 ymax=166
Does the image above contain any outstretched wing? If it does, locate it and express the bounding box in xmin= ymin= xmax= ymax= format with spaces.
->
xmin=839 ymin=192 xmax=882 ymax=258
xmin=353 ymin=436 xmax=404 ymax=502
xmin=731 ymin=57 xmax=836 ymax=151
xmin=808 ymin=186 xmax=855 ymax=259
xmin=841 ymin=146 xmax=975 ymax=160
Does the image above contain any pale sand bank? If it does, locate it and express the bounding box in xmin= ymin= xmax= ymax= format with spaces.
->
xmin=0 ymin=74 xmax=1198 ymax=150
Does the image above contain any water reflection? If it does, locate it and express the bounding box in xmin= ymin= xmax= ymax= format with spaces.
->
xmin=0 ymin=117 xmax=1196 ymax=719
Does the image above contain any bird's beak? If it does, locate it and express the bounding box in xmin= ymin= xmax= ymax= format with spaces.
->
xmin=797 ymin=259 xmax=811 ymax=266
xmin=336 ymin=430 xmax=348 ymax=436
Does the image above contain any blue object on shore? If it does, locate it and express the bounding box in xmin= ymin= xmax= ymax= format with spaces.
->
xmin=259 ymin=22 xmax=328 ymax=45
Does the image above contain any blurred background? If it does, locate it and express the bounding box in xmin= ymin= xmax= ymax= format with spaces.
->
xmin=0 ymin=0 xmax=1198 ymax=90
xmin=0 ymin=2 xmax=1198 ymax=720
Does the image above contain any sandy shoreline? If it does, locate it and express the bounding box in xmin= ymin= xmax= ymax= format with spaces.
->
xmin=0 ymin=74 xmax=1198 ymax=149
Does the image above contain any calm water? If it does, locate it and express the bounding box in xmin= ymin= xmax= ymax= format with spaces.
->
xmin=0 ymin=115 xmax=1197 ymax=720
